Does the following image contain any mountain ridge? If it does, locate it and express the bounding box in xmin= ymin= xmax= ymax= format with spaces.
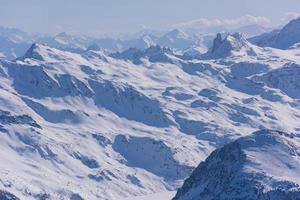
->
xmin=0 ymin=17 xmax=300 ymax=199
xmin=173 ymin=129 xmax=300 ymax=200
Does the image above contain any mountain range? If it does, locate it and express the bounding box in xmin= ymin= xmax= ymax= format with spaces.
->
xmin=0 ymin=22 xmax=274 ymax=61
xmin=0 ymin=17 xmax=300 ymax=199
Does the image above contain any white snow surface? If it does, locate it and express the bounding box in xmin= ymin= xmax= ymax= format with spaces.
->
xmin=125 ymin=191 xmax=175 ymax=200
xmin=0 ymin=36 xmax=300 ymax=199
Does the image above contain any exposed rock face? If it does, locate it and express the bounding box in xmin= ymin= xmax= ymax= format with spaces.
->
xmin=211 ymin=33 xmax=223 ymax=53
xmin=0 ymin=190 xmax=20 ymax=200
xmin=209 ymin=33 xmax=258 ymax=58
xmin=173 ymin=130 xmax=300 ymax=200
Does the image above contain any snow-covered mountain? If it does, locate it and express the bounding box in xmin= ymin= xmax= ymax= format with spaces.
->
xmin=231 ymin=24 xmax=271 ymax=37
xmin=173 ymin=129 xmax=300 ymax=200
xmin=0 ymin=26 xmax=31 ymax=43
xmin=207 ymin=33 xmax=260 ymax=58
xmin=37 ymin=32 xmax=92 ymax=53
xmin=156 ymin=29 xmax=197 ymax=50
xmin=0 ymin=36 xmax=30 ymax=60
xmin=1 ymin=21 xmax=300 ymax=199
xmin=2 ymin=17 xmax=298 ymax=61
xmin=0 ymin=26 xmax=215 ymax=59
xmin=183 ymin=32 xmax=264 ymax=60
xmin=89 ymin=34 xmax=158 ymax=52
xmin=110 ymin=45 xmax=176 ymax=64
xmin=90 ymin=30 xmax=207 ymax=52
xmin=251 ymin=17 xmax=300 ymax=49
xmin=0 ymin=27 xmax=32 ymax=60
xmin=174 ymin=21 xmax=270 ymax=38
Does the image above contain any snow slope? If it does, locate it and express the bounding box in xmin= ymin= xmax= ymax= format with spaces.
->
xmin=173 ymin=130 xmax=300 ymax=200
xmin=0 ymin=33 xmax=300 ymax=199
xmin=125 ymin=191 xmax=175 ymax=200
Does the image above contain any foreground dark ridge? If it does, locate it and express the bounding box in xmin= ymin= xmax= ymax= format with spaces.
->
xmin=174 ymin=130 xmax=300 ymax=200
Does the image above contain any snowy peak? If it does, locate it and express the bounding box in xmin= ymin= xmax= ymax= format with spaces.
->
xmin=18 ymin=42 xmax=69 ymax=63
xmin=252 ymin=17 xmax=300 ymax=49
xmin=282 ymin=17 xmax=300 ymax=32
xmin=276 ymin=17 xmax=300 ymax=49
xmin=157 ymin=29 xmax=195 ymax=50
xmin=111 ymin=45 xmax=174 ymax=64
xmin=210 ymin=33 xmax=258 ymax=58
xmin=174 ymin=129 xmax=300 ymax=200
xmin=17 ymin=43 xmax=88 ymax=64
xmin=121 ymin=34 xmax=157 ymax=50
xmin=37 ymin=32 xmax=90 ymax=53
xmin=20 ymin=43 xmax=47 ymax=61
xmin=212 ymin=33 xmax=248 ymax=50
xmin=144 ymin=45 xmax=173 ymax=56
xmin=53 ymin=32 xmax=89 ymax=48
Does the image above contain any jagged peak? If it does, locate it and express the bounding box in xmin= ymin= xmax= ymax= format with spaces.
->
xmin=212 ymin=33 xmax=249 ymax=52
xmin=144 ymin=45 xmax=174 ymax=55
xmin=112 ymin=45 xmax=173 ymax=57
xmin=209 ymin=32 xmax=258 ymax=58
xmin=110 ymin=45 xmax=174 ymax=64
xmin=17 ymin=42 xmax=84 ymax=63
xmin=19 ymin=43 xmax=50 ymax=61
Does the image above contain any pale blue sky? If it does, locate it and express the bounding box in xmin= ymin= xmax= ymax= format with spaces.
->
xmin=0 ymin=0 xmax=299 ymax=36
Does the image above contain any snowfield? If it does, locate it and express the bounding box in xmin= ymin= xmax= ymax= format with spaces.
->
xmin=125 ymin=191 xmax=175 ymax=200
xmin=0 ymin=18 xmax=300 ymax=199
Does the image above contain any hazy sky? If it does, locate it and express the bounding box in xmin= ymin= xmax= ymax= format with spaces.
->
xmin=0 ymin=0 xmax=300 ymax=36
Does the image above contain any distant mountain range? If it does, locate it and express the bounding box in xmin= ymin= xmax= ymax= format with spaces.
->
xmin=0 ymin=22 xmax=275 ymax=61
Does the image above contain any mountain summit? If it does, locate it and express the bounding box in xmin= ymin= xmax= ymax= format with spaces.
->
xmin=252 ymin=17 xmax=300 ymax=49
xmin=209 ymin=33 xmax=259 ymax=58
xmin=19 ymin=43 xmax=46 ymax=61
